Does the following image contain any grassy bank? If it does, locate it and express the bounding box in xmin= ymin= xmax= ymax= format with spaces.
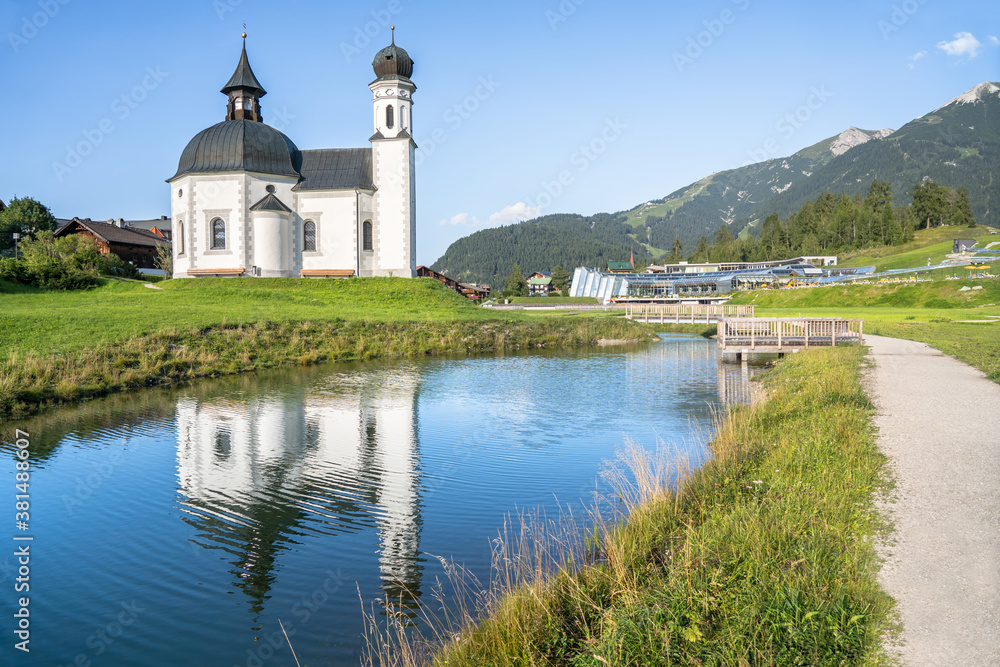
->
xmin=369 ymin=346 xmax=893 ymax=666
xmin=0 ymin=278 xmax=650 ymax=419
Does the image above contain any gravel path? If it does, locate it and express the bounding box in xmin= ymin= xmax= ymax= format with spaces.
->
xmin=866 ymin=335 xmax=1000 ymax=665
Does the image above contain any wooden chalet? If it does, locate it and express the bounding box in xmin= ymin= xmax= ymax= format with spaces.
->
xmin=527 ymin=275 xmax=552 ymax=296
xmin=54 ymin=218 xmax=169 ymax=269
xmin=416 ymin=265 xmax=489 ymax=300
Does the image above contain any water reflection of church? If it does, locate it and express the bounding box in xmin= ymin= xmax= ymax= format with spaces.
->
xmin=174 ymin=368 xmax=421 ymax=613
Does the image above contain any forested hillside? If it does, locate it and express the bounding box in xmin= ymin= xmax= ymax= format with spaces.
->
xmin=756 ymin=87 xmax=1000 ymax=225
xmin=683 ymin=179 xmax=977 ymax=265
xmin=627 ymin=128 xmax=892 ymax=252
xmin=429 ymin=213 xmax=651 ymax=286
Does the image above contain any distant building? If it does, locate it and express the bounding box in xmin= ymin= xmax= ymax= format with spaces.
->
xmin=645 ymin=256 xmax=837 ymax=275
xmin=125 ymin=216 xmax=173 ymax=240
xmin=570 ymin=254 xmax=864 ymax=304
xmin=54 ymin=218 xmax=169 ymax=269
xmin=527 ymin=275 xmax=552 ymax=296
xmin=954 ymin=238 xmax=976 ymax=253
xmin=607 ymin=261 xmax=634 ymax=273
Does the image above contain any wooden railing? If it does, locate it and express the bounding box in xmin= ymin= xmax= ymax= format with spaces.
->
xmin=626 ymin=303 xmax=755 ymax=323
xmin=718 ymin=317 xmax=864 ymax=352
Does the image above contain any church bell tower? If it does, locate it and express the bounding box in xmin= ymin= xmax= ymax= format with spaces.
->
xmin=369 ymin=27 xmax=416 ymax=277
xmin=222 ymin=32 xmax=266 ymax=122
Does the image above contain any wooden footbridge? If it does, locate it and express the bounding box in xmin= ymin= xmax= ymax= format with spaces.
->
xmin=625 ymin=303 xmax=755 ymax=324
xmin=718 ymin=317 xmax=864 ymax=358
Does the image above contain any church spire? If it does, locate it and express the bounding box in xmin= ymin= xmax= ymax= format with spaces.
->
xmin=221 ymin=31 xmax=266 ymax=122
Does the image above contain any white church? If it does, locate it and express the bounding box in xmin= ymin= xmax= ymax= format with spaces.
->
xmin=168 ymin=32 xmax=416 ymax=279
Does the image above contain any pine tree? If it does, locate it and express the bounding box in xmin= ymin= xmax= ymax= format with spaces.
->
xmin=911 ymin=181 xmax=949 ymax=229
xmin=864 ymin=179 xmax=894 ymax=212
xmin=670 ymin=237 xmax=683 ymax=262
xmin=690 ymin=236 xmax=709 ymax=263
xmin=952 ymin=186 xmax=975 ymax=228
xmin=502 ymin=262 xmax=528 ymax=297
xmin=550 ymin=265 xmax=570 ymax=293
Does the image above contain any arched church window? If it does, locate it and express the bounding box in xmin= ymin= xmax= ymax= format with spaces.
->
xmin=303 ymin=221 xmax=316 ymax=251
xmin=363 ymin=220 xmax=373 ymax=251
xmin=178 ymin=222 xmax=184 ymax=255
xmin=212 ymin=219 xmax=226 ymax=249
xmin=401 ymin=105 xmax=408 ymax=130
xmin=386 ymin=104 xmax=394 ymax=130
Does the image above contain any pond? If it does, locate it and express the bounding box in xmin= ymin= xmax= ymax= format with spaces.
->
xmin=0 ymin=335 xmax=753 ymax=666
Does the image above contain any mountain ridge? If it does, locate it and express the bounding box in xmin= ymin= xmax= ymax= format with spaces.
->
xmin=431 ymin=82 xmax=999 ymax=281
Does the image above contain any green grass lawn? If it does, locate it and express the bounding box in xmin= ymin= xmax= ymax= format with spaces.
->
xmin=729 ymin=278 xmax=1000 ymax=382
xmin=730 ymin=278 xmax=1000 ymax=313
xmin=838 ymin=225 xmax=996 ymax=272
xmin=0 ymin=277 xmax=501 ymax=356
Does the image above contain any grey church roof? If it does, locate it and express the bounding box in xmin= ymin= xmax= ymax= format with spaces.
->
xmin=249 ymin=193 xmax=292 ymax=212
xmin=170 ymin=120 xmax=302 ymax=180
xmin=294 ymin=149 xmax=374 ymax=191
xmin=222 ymin=44 xmax=267 ymax=96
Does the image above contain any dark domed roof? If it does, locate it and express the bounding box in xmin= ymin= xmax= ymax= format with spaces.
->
xmin=170 ymin=120 xmax=302 ymax=180
xmin=372 ymin=39 xmax=413 ymax=80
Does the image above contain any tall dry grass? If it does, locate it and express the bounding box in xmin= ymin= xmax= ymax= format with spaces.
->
xmin=362 ymin=346 xmax=894 ymax=666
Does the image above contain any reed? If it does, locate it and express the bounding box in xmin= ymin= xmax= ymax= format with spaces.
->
xmin=364 ymin=346 xmax=895 ymax=666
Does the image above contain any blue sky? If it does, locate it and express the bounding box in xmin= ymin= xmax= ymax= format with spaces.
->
xmin=1 ymin=0 xmax=998 ymax=264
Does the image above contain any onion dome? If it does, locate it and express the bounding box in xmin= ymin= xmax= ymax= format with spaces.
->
xmin=372 ymin=28 xmax=413 ymax=80
xmin=170 ymin=119 xmax=302 ymax=180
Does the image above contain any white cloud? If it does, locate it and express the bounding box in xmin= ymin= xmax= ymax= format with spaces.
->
xmin=989 ymin=35 xmax=1000 ymax=46
xmin=438 ymin=202 xmax=542 ymax=227
xmin=936 ymin=32 xmax=983 ymax=59
xmin=487 ymin=202 xmax=542 ymax=226
xmin=907 ymin=50 xmax=928 ymax=69
xmin=439 ymin=212 xmax=478 ymax=226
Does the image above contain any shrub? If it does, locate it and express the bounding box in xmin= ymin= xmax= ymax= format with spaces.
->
xmin=17 ymin=232 xmax=100 ymax=290
xmin=154 ymin=243 xmax=172 ymax=279
xmin=96 ymin=252 xmax=143 ymax=279
xmin=0 ymin=257 xmax=30 ymax=284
